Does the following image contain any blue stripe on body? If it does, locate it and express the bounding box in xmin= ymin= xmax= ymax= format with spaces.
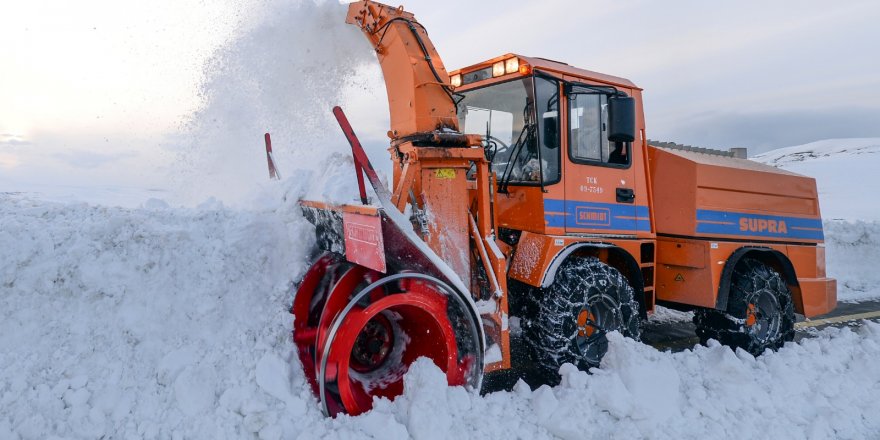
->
xmin=696 ymin=209 xmax=824 ymax=240
xmin=544 ymin=198 xmax=651 ymax=232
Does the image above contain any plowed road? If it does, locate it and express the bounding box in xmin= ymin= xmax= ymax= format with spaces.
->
xmin=643 ymin=300 xmax=880 ymax=352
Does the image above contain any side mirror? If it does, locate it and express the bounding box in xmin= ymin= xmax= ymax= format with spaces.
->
xmin=608 ymin=96 xmax=636 ymax=143
xmin=542 ymin=112 xmax=559 ymax=149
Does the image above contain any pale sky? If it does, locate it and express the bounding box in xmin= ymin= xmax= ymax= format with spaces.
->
xmin=2 ymin=0 xmax=879 ymax=196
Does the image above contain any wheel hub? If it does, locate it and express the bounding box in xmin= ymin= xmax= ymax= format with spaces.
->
xmin=350 ymin=313 xmax=394 ymax=373
xmin=577 ymin=309 xmax=597 ymax=338
xmin=573 ymin=293 xmax=625 ymax=365
xmin=745 ymin=291 xmax=782 ymax=342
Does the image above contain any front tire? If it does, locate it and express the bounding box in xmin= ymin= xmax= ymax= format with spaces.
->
xmin=524 ymin=257 xmax=640 ymax=376
xmin=694 ymin=258 xmax=795 ymax=355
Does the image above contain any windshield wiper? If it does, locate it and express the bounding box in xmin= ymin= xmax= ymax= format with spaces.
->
xmin=498 ymin=99 xmax=537 ymax=194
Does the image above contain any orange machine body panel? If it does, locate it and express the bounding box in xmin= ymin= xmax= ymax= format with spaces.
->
xmin=346 ymin=1 xmax=459 ymax=137
xmin=455 ymin=55 xmax=655 ymax=240
xmin=308 ymin=1 xmax=836 ymax=381
xmin=654 ymin=236 xmax=836 ymax=317
xmin=646 ymin=145 xmax=835 ymax=316
xmin=648 ymin=147 xmax=823 ymax=243
xmin=454 ymin=53 xmax=835 ymax=319
xmin=291 ymin=1 xmax=836 ymax=403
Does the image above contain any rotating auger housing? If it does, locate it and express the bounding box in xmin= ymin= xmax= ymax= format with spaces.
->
xmin=291 ymin=0 xmax=836 ymax=419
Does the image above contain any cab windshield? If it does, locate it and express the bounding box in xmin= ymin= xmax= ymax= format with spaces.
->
xmin=456 ymin=76 xmax=559 ymax=185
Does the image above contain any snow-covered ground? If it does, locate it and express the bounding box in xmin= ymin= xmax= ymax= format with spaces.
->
xmin=2 ymin=137 xmax=880 ymax=438
xmin=0 ymin=194 xmax=310 ymax=439
xmin=824 ymin=219 xmax=880 ymax=303
xmin=2 ymin=191 xmax=880 ymax=439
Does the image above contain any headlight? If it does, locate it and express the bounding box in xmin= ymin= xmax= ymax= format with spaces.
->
xmin=450 ymin=74 xmax=461 ymax=87
xmin=505 ymin=58 xmax=519 ymax=74
xmin=492 ymin=61 xmax=505 ymax=77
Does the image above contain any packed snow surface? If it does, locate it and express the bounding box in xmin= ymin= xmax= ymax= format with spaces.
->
xmin=1 ymin=197 xmax=878 ymax=439
xmin=824 ymin=220 xmax=880 ymax=302
xmin=2 ymin=154 xmax=880 ymax=438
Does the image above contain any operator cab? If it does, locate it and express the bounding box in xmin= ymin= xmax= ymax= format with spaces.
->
xmin=452 ymin=54 xmax=653 ymax=239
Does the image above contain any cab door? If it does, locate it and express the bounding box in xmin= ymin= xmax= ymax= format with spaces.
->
xmin=561 ymin=88 xmax=645 ymax=235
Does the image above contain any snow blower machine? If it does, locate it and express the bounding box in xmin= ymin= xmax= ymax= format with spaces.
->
xmin=292 ymin=0 xmax=837 ymax=417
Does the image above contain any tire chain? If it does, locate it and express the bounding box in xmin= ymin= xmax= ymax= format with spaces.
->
xmin=694 ymin=258 xmax=795 ymax=355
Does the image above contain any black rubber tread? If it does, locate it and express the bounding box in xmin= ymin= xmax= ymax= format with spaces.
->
xmin=523 ymin=256 xmax=640 ymax=375
xmin=694 ymin=258 xmax=795 ymax=355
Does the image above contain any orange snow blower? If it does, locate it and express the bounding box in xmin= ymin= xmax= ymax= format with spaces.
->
xmin=291 ymin=0 xmax=837 ymax=417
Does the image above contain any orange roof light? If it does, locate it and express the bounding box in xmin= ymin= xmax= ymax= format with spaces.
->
xmin=518 ymin=63 xmax=531 ymax=75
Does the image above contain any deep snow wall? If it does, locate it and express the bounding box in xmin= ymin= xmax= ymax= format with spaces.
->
xmin=1 ymin=196 xmax=879 ymax=439
xmin=825 ymin=219 xmax=880 ymax=302
xmin=0 ymin=195 xmax=314 ymax=438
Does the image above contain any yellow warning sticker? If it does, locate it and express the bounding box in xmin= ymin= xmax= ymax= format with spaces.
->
xmin=435 ymin=168 xmax=456 ymax=179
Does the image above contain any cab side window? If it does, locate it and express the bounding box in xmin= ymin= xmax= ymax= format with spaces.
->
xmin=569 ymin=92 xmax=630 ymax=166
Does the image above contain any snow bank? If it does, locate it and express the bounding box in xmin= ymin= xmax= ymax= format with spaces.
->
xmin=2 ymin=194 xmax=880 ymax=439
xmin=1 ymin=137 xmax=877 ymax=439
xmin=825 ymin=219 xmax=880 ymax=302
xmin=753 ymin=137 xmax=880 ymax=167
xmin=0 ymin=194 xmax=314 ymax=439
xmin=360 ymin=326 xmax=880 ymax=440
xmin=12 ymin=145 xmax=880 ymax=437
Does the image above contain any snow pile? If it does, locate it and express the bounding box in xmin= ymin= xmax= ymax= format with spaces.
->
xmin=9 ymin=140 xmax=880 ymax=439
xmin=358 ymin=327 xmax=880 ymax=439
xmin=0 ymin=194 xmax=316 ymax=439
xmin=752 ymin=138 xmax=880 ymax=221
xmin=825 ymin=220 xmax=880 ymax=302
xmin=1 ymin=152 xmax=878 ymax=438
xmin=2 ymin=202 xmax=878 ymax=440
xmin=2 ymin=192 xmax=880 ymax=438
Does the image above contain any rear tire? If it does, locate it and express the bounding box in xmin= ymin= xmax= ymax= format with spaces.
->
xmin=524 ymin=257 xmax=640 ymax=378
xmin=694 ymin=258 xmax=795 ymax=355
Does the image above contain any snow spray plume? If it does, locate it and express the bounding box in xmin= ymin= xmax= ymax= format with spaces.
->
xmin=172 ymin=0 xmax=376 ymax=205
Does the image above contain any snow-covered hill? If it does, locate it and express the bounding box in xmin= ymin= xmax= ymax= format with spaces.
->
xmin=752 ymin=138 xmax=880 ymax=221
